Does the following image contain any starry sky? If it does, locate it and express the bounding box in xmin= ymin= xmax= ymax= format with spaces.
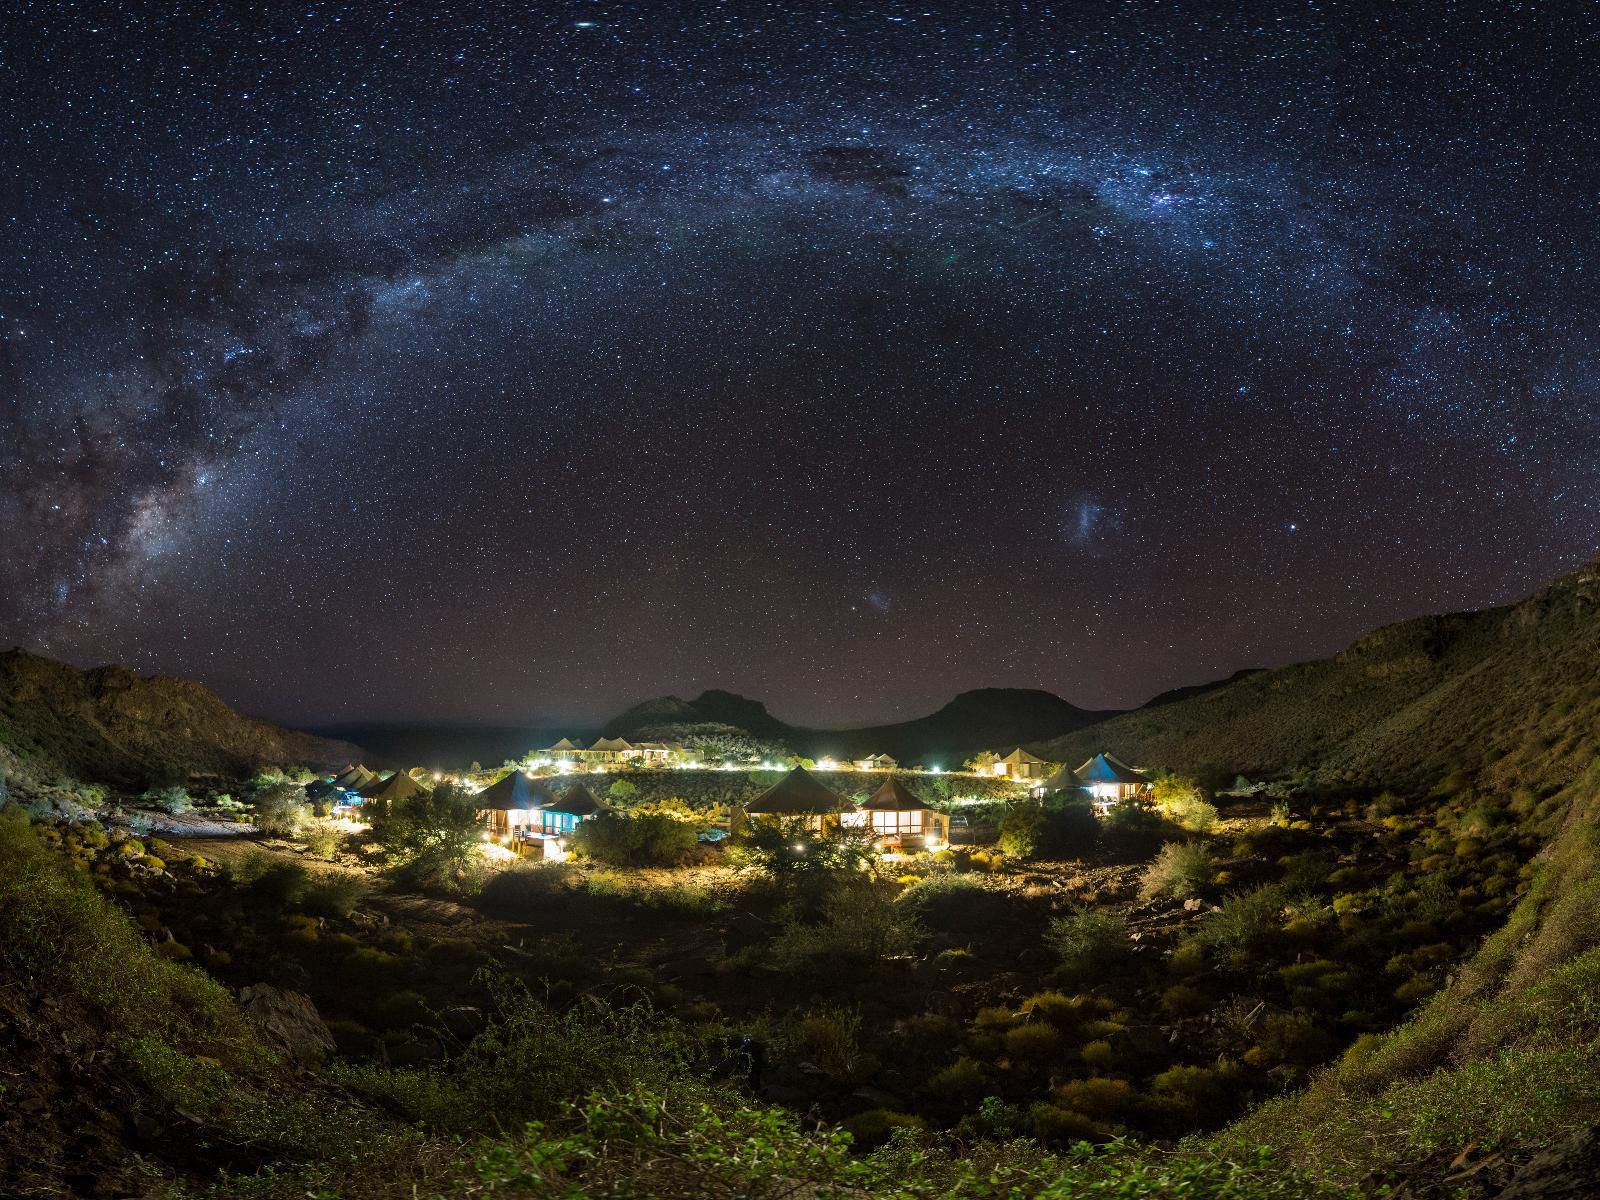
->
xmin=3 ymin=2 xmax=1598 ymax=729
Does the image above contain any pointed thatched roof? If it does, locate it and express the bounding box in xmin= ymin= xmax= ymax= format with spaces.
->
xmin=745 ymin=766 xmax=854 ymax=815
xmin=474 ymin=770 xmax=559 ymax=811
xmin=544 ymin=782 xmax=605 ymax=817
xmin=1074 ymin=752 xmax=1148 ymax=786
xmin=861 ymin=776 xmax=934 ymax=812
xmin=357 ymin=769 xmax=431 ymax=803
xmin=1038 ymin=765 xmax=1085 ymax=793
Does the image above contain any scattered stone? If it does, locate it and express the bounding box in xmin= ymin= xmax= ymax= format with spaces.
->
xmin=238 ymin=983 xmax=336 ymax=1066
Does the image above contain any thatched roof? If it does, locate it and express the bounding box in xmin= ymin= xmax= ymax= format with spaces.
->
xmin=1074 ymin=752 xmax=1148 ymax=786
xmin=861 ymin=776 xmax=933 ymax=812
xmin=357 ymin=770 xmax=431 ymax=803
xmin=474 ymin=770 xmax=559 ymax=811
xmin=544 ymin=782 xmax=605 ymax=817
xmin=745 ymin=766 xmax=853 ymax=815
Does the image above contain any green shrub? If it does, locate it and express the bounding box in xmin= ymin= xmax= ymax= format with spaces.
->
xmin=1048 ymin=907 xmax=1132 ymax=980
xmin=251 ymin=783 xmax=309 ymax=836
xmin=797 ymin=1005 xmax=869 ymax=1082
xmin=231 ymin=852 xmax=311 ymax=907
xmin=767 ymin=881 xmax=921 ymax=974
xmin=141 ymin=785 xmax=192 ymax=815
xmin=302 ymin=873 xmax=371 ymax=919
xmin=928 ymin=1055 xmax=986 ymax=1099
xmin=1189 ymin=885 xmax=1286 ymax=963
xmin=1153 ymin=775 xmax=1218 ymax=833
xmin=1141 ymin=841 xmax=1215 ymax=902
xmin=572 ymin=810 xmax=698 ymax=866
xmin=1004 ymin=1021 xmax=1062 ymax=1062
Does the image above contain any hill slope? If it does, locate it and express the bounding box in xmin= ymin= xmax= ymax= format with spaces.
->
xmin=605 ymin=686 xmax=1113 ymax=764
xmin=1036 ymin=557 xmax=1600 ymax=791
xmin=0 ymin=648 xmax=361 ymax=787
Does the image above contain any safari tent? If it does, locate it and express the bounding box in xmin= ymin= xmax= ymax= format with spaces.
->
xmin=475 ymin=769 xmax=560 ymax=841
xmin=856 ymin=776 xmax=949 ymax=851
xmin=734 ymin=765 xmax=854 ymax=836
xmin=1073 ymin=752 xmax=1151 ymax=802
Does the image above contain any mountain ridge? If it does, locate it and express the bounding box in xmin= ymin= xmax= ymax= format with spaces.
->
xmin=605 ymin=685 xmax=1115 ymax=765
xmin=1035 ymin=555 xmax=1600 ymax=790
xmin=0 ymin=647 xmax=361 ymax=788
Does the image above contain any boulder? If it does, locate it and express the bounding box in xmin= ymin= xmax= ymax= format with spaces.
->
xmin=238 ymin=984 xmax=336 ymax=1066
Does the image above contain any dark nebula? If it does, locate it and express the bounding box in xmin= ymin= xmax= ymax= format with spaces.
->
xmin=2 ymin=2 xmax=1596 ymax=727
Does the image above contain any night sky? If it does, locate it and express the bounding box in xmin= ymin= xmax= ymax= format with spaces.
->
xmin=4 ymin=3 xmax=1597 ymax=729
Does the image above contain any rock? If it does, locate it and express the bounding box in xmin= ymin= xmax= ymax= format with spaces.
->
xmin=238 ymin=984 xmax=336 ymax=1066
xmin=1490 ymin=1126 xmax=1600 ymax=1199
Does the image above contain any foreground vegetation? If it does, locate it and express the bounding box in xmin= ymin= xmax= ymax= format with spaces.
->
xmin=5 ymin=736 xmax=1587 ymax=1197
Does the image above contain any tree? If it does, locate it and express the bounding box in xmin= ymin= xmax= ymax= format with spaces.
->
xmin=964 ymin=750 xmax=1001 ymax=775
xmin=368 ymin=782 xmax=483 ymax=888
xmin=251 ymin=783 xmax=309 ymax=836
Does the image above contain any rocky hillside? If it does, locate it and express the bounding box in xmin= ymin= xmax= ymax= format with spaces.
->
xmin=0 ymin=648 xmax=360 ymax=788
xmin=1037 ymin=556 xmax=1600 ymax=792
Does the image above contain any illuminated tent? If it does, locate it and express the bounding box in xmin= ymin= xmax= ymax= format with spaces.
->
xmin=538 ymin=782 xmax=606 ymax=835
xmin=333 ymin=764 xmax=377 ymax=790
xmin=858 ymin=776 xmax=949 ymax=849
xmin=1073 ymin=753 xmax=1150 ymax=801
xmin=476 ymin=770 xmax=560 ymax=840
xmin=997 ymin=747 xmax=1048 ymax=779
xmin=357 ymin=768 xmax=431 ymax=810
xmin=737 ymin=766 xmax=853 ymax=836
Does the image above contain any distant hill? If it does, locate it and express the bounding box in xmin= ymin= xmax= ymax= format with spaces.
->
xmin=802 ymin=688 xmax=1115 ymax=766
xmin=1035 ymin=556 xmax=1600 ymax=791
xmin=0 ymin=648 xmax=361 ymax=788
xmin=606 ymin=686 xmax=1115 ymax=766
xmin=309 ymin=723 xmax=579 ymax=771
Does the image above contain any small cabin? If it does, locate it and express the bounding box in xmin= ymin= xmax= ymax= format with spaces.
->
xmin=733 ymin=765 xmax=854 ymax=837
xmin=853 ymin=776 xmax=949 ymax=852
